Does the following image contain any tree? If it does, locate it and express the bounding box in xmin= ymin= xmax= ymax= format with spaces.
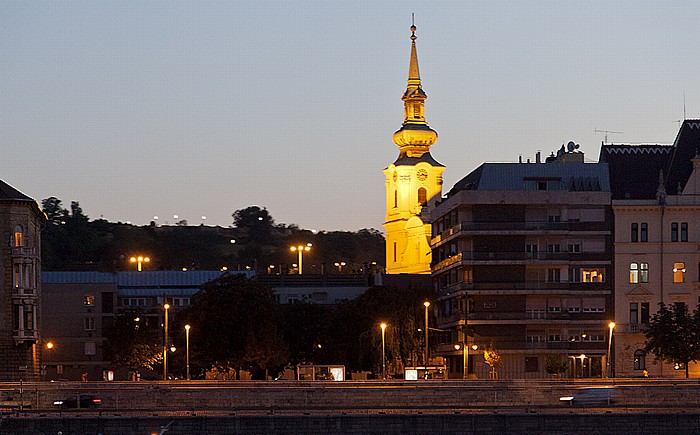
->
xmin=483 ymin=344 xmax=502 ymax=380
xmin=232 ymin=206 xmax=275 ymax=243
xmin=644 ymin=302 xmax=700 ymax=378
xmin=102 ymin=310 xmax=162 ymax=371
xmin=544 ymin=354 xmax=568 ymax=376
xmin=179 ymin=274 xmax=286 ymax=379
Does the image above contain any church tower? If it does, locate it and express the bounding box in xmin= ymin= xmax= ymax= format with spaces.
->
xmin=383 ymin=22 xmax=444 ymax=274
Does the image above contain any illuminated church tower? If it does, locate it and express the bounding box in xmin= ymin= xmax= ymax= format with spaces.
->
xmin=383 ymin=22 xmax=444 ymax=274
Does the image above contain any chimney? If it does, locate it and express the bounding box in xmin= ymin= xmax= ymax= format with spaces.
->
xmin=536 ymin=152 xmax=541 ymax=164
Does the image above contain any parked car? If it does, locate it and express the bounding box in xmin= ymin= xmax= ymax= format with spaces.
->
xmin=559 ymin=388 xmax=618 ymax=406
xmin=53 ymin=394 xmax=102 ymax=409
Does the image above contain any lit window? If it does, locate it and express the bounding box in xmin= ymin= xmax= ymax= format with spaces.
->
xmin=83 ymin=295 xmax=95 ymax=306
xmin=629 ymin=263 xmax=639 ymax=283
xmin=673 ymin=262 xmax=686 ymax=283
xmin=582 ymin=268 xmax=605 ymax=283
xmin=14 ymin=225 xmax=23 ymax=247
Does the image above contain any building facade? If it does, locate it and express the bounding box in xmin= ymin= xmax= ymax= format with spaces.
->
xmin=0 ymin=180 xmax=45 ymax=381
xmin=430 ymin=149 xmax=614 ymax=379
xmin=603 ymin=119 xmax=700 ymax=378
xmin=383 ymin=24 xmax=444 ymax=274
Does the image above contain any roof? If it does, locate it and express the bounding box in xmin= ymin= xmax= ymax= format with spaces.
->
xmin=0 ymin=180 xmax=34 ymax=201
xmin=392 ymin=152 xmax=444 ymax=167
xmin=43 ymin=271 xmax=117 ymax=284
xmin=600 ymin=119 xmax=700 ymax=199
xmin=448 ymin=161 xmax=610 ymax=196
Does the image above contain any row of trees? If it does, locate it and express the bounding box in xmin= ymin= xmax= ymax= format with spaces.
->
xmin=40 ymin=199 xmax=384 ymax=273
xmin=103 ymin=274 xmax=436 ymax=379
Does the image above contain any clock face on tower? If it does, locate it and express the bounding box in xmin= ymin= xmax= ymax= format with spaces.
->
xmin=416 ymin=169 xmax=428 ymax=181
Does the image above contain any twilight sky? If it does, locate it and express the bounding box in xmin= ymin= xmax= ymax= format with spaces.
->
xmin=2 ymin=1 xmax=699 ymax=231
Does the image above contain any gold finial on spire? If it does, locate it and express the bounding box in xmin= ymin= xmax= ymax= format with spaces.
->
xmin=411 ymin=13 xmax=417 ymax=41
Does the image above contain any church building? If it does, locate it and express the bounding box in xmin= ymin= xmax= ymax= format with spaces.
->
xmin=383 ymin=23 xmax=444 ymax=274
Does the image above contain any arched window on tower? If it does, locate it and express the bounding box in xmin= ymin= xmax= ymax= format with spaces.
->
xmin=394 ymin=189 xmax=398 ymax=208
xmin=417 ymin=188 xmax=427 ymax=206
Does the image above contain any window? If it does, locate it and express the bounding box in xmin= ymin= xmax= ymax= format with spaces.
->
xmin=640 ymin=223 xmax=648 ymax=242
xmin=641 ymin=302 xmax=650 ymax=324
xmin=393 ymin=242 xmax=397 ymax=263
xmin=173 ymin=297 xmax=190 ymax=307
xmin=568 ymin=244 xmax=581 ymax=253
xmin=393 ymin=189 xmax=398 ymax=208
xmin=567 ymin=306 xmax=581 ymax=313
xmin=629 ymin=263 xmax=639 ymax=283
xmin=630 ymin=303 xmax=638 ymax=324
xmin=548 ymin=306 xmax=561 ymax=313
xmin=547 ymin=268 xmax=561 ymax=283
xmin=417 ymin=188 xmax=427 ymax=206
xmin=83 ymin=295 xmax=95 ymax=306
xmin=634 ymin=350 xmax=646 ymax=370
xmin=547 ymin=244 xmax=560 ymax=253
xmin=526 ymin=309 xmax=545 ymax=319
xmin=483 ymin=302 xmax=496 ymax=309
xmin=672 ymin=222 xmax=679 ymax=242
xmin=631 ymin=223 xmax=638 ymax=242
xmin=548 ymin=334 xmax=561 ymax=342
xmin=681 ymin=222 xmax=688 ymax=242
xmin=14 ymin=225 xmax=23 ymax=247
xmin=569 ymin=268 xmax=581 ymax=283
xmin=548 ymin=215 xmax=561 ymax=222
xmin=525 ymin=357 xmax=538 ymax=373
xmin=640 ymin=263 xmax=649 ymax=283
xmin=125 ymin=298 xmax=147 ymax=307
xmin=582 ymin=268 xmax=605 ymax=283
xmin=673 ymin=262 xmax=686 ymax=283
xmin=84 ymin=317 xmax=95 ymax=331
xmin=526 ymin=335 xmax=543 ymax=343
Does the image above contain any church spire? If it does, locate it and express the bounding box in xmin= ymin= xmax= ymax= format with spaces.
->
xmin=393 ymin=18 xmax=438 ymax=156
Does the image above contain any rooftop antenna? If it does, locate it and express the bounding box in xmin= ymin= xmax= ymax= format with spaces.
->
xmin=412 ymin=12 xmax=414 ymax=26
xmin=594 ymin=129 xmax=623 ymax=144
xmin=684 ymin=90 xmax=687 ymax=120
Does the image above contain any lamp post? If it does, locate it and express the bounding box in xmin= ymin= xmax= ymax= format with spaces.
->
xmin=423 ymin=301 xmax=430 ymax=366
xmin=380 ymin=323 xmax=387 ymax=379
xmin=290 ymin=243 xmax=312 ymax=274
xmin=130 ymin=255 xmax=150 ymax=272
xmin=185 ymin=324 xmax=191 ymax=380
xmin=607 ymin=322 xmax=615 ymax=378
xmin=334 ymin=262 xmax=346 ymax=273
xmin=163 ymin=303 xmax=170 ymax=381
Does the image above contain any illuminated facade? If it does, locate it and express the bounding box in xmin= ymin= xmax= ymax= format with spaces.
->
xmin=0 ymin=180 xmax=45 ymax=381
xmin=383 ymin=23 xmax=444 ymax=274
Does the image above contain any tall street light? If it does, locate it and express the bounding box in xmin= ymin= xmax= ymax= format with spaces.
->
xmin=290 ymin=243 xmax=312 ymax=274
xmin=163 ymin=303 xmax=170 ymax=381
xmin=607 ymin=322 xmax=616 ymax=378
xmin=423 ymin=301 xmax=431 ymax=366
xmin=380 ymin=322 xmax=387 ymax=379
xmin=130 ymin=255 xmax=150 ymax=272
xmin=185 ymin=324 xmax=191 ymax=380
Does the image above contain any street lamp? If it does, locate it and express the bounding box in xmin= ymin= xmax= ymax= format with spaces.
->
xmin=423 ymin=301 xmax=431 ymax=366
xmin=130 ymin=255 xmax=150 ymax=272
xmin=380 ymin=322 xmax=387 ymax=379
xmin=185 ymin=324 xmax=191 ymax=380
xmin=607 ymin=322 xmax=616 ymax=378
xmin=163 ymin=303 xmax=170 ymax=381
xmin=290 ymin=243 xmax=312 ymax=274
xmin=334 ymin=262 xmax=346 ymax=273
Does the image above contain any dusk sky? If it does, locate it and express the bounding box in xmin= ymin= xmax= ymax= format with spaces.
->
xmin=2 ymin=1 xmax=699 ymax=231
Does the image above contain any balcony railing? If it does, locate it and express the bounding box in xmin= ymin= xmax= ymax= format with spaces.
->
xmin=13 ymin=329 xmax=38 ymax=341
xmin=433 ymin=251 xmax=610 ymax=270
xmin=438 ymin=281 xmax=610 ymax=294
xmin=432 ymin=221 xmax=610 ymax=245
xmin=11 ymin=246 xmax=37 ymax=257
xmin=439 ymin=311 xmax=609 ymax=323
xmin=11 ymin=287 xmax=36 ymax=297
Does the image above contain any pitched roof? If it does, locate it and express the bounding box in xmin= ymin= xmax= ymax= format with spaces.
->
xmin=0 ymin=180 xmax=34 ymax=202
xmin=447 ymin=161 xmax=609 ymax=196
xmin=600 ymin=119 xmax=700 ymax=199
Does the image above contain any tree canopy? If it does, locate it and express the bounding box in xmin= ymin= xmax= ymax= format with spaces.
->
xmin=644 ymin=302 xmax=700 ymax=378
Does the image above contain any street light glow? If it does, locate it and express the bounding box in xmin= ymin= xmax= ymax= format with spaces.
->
xmin=290 ymin=243 xmax=312 ymax=274
xmin=46 ymin=342 xmax=54 ymax=350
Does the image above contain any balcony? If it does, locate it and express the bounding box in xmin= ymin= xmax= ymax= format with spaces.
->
xmin=432 ymin=251 xmax=610 ymax=273
xmin=11 ymin=286 xmax=36 ymax=297
xmin=11 ymin=246 xmax=37 ymax=257
xmin=13 ymin=329 xmax=38 ymax=342
xmin=438 ymin=281 xmax=610 ymax=295
xmin=431 ymin=221 xmax=610 ymax=246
